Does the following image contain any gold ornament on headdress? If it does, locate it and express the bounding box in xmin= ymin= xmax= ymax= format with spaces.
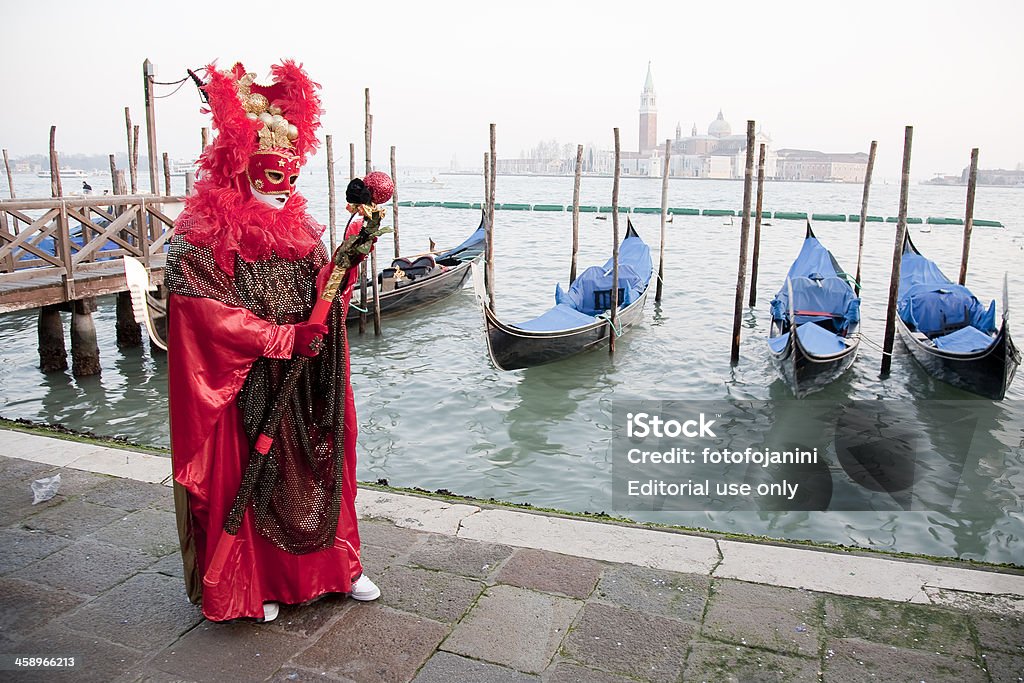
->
xmin=236 ymin=71 xmax=300 ymax=151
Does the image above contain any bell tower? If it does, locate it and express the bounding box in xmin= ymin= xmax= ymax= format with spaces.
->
xmin=638 ymin=62 xmax=657 ymax=153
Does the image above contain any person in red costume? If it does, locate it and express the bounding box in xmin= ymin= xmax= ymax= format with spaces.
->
xmin=165 ymin=61 xmax=380 ymax=623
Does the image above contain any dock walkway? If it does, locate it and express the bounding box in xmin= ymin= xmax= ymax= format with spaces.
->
xmin=0 ymin=429 xmax=1021 ymax=682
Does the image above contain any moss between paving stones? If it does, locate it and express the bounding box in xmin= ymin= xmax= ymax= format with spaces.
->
xmin=4 ymin=417 xmax=1022 ymax=573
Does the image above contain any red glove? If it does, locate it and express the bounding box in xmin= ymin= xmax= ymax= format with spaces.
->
xmin=292 ymin=321 xmax=329 ymax=357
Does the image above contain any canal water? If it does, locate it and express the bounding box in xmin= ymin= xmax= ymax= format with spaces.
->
xmin=2 ymin=172 xmax=1021 ymax=564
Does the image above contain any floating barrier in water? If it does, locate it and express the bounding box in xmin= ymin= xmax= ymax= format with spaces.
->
xmin=394 ymin=200 xmax=1003 ymax=226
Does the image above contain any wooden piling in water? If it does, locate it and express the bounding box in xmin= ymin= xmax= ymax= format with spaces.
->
xmin=570 ymin=144 xmax=583 ymax=284
xmin=162 ymin=153 xmax=171 ymax=196
xmin=483 ymin=151 xmax=492 ymax=297
xmin=958 ymin=148 xmax=979 ymax=286
xmin=390 ymin=146 xmax=400 ymax=258
xmin=124 ymin=108 xmax=137 ymax=195
xmin=201 ymin=127 xmax=209 ymax=153
xmin=3 ymin=149 xmax=14 ymax=198
xmin=108 ymin=154 xmax=118 ymax=191
xmin=349 ymin=143 xmax=356 ymax=180
xmin=880 ymin=126 xmax=914 ymax=376
xmin=143 ymin=60 xmax=160 ymax=195
xmin=854 ymin=140 xmax=878 ymax=297
xmin=49 ymin=126 xmax=62 ymax=198
xmin=610 ymin=128 xmax=620 ymax=355
xmin=38 ymin=305 xmax=67 ymax=372
xmin=730 ymin=120 xmax=756 ymax=366
xmin=185 ymin=170 xmax=194 ymax=196
xmin=326 ymin=135 xmax=337 ymax=252
xmin=112 ymin=169 xmax=142 ymax=348
xmin=748 ymin=143 xmax=766 ymax=308
xmin=71 ymin=297 xmax=100 ymax=377
xmin=131 ymin=126 xmax=140 ymax=194
xmin=488 ymin=124 xmax=497 ymax=312
xmin=656 ymin=139 xmax=670 ymax=303
xmin=364 ymin=91 xmax=381 ymax=336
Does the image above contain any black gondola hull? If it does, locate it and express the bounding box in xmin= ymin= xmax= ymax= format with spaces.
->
xmin=897 ymin=317 xmax=1019 ymax=400
xmin=769 ymin=328 xmax=860 ymax=398
xmin=346 ymin=258 xmax=476 ymax=322
xmin=483 ymin=290 xmax=649 ymax=371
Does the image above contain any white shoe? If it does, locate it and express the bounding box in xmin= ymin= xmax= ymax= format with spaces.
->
xmin=350 ymin=574 xmax=381 ymax=601
xmin=260 ymin=601 xmax=279 ymax=622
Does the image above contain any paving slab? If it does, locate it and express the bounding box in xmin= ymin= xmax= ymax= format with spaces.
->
xmin=823 ymin=637 xmax=988 ymax=682
xmin=150 ymin=620 xmax=308 ymax=682
xmin=824 ymin=594 xmax=974 ymax=657
xmin=265 ymin=666 xmax=352 ymax=682
xmin=973 ymin=612 xmax=1024 ymax=654
xmin=3 ymin=622 xmax=145 ymax=683
xmin=357 ymin=490 xmax=479 ymax=535
xmin=87 ymin=508 xmax=179 ymax=557
xmin=702 ymin=580 xmax=821 ymax=657
xmin=19 ymin=498 xmax=127 ymax=539
xmin=267 ymin=593 xmax=353 ymax=639
xmin=356 ymin=518 xmax=428 ymax=551
xmin=66 ymin=448 xmax=170 ymax=484
xmin=11 ymin=538 xmax=156 ymax=596
xmin=81 ymin=476 xmax=176 ymax=512
xmin=143 ymin=553 xmax=185 ymax=579
xmin=405 ymin=532 xmax=512 ymax=578
xmin=0 ymin=576 xmax=89 ymax=639
xmin=494 ymin=548 xmax=604 ymax=599
xmin=0 ymin=451 xmax=55 ymax=481
xmin=595 ymin=564 xmax=710 ymax=623
xmin=378 ymin=565 xmax=485 ymax=623
xmin=683 ymin=640 xmax=821 ymax=683
xmin=62 ymin=572 xmax=202 ymax=651
xmin=442 ymin=585 xmax=581 ymax=674
xmin=411 ymin=651 xmax=539 ymax=682
xmin=981 ymin=650 xmax=1024 ymax=682
xmin=294 ymin=603 xmax=447 ymax=683
xmin=458 ymin=508 xmax=719 ymax=574
xmin=561 ymin=602 xmax=693 ymax=683
xmin=0 ymin=527 xmax=71 ymax=575
xmin=543 ymin=661 xmax=638 ymax=683
xmin=359 ymin=543 xmax=402 ymax=580
xmin=0 ymin=431 xmax=108 ymax=467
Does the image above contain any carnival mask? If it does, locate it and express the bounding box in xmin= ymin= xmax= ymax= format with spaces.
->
xmin=247 ymin=150 xmax=301 ymax=209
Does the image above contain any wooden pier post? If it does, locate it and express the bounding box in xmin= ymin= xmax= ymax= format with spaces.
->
xmin=364 ymin=90 xmax=381 ymax=336
xmin=880 ymin=126 xmax=914 ymax=376
xmin=37 ymin=305 xmax=67 ymax=372
xmin=610 ymin=128 xmax=620 ymax=355
xmin=656 ymin=138 xmax=671 ymax=303
xmin=108 ymin=154 xmax=118 ymax=191
xmin=958 ymin=147 xmax=979 ymax=286
xmin=349 ymin=143 xmax=356 ymax=180
xmin=854 ymin=140 xmax=878 ymax=297
xmin=3 ymin=149 xmax=14 ymax=198
xmin=748 ymin=143 xmax=766 ymax=307
xmin=49 ymin=126 xmax=63 ymax=198
xmin=570 ymin=144 xmax=583 ymax=284
xmin=113 ymin=170 xmax=142 ymax=348
xmin=488 ymin=124 xmax=497 ymax=312
xmin=326 ymin=135 xmax=337 ymax=252
xmin=124 ymin=108 xmax=138 ymax=194
xmin=185 ymin=170 xmax=194 ymax=196
xmin=143 ymin=59 xmax=160 ymax=195
xmin=730 ymin=120 xmax=756 ymax=366
xmin=131 ymin=126 xmax=140 ymax=194
xmin=71 ymin=297 xmax=100 ymax=377
xmin=390 ymin=145 xmax=400 ymax=258
xmin=162 ymin=153 xmax=172 ymax=196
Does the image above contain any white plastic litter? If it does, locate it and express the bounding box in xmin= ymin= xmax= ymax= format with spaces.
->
xmin=31 ymin=473 xmax=61 ymax=504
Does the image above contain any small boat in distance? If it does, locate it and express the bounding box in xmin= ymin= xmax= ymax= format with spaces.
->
xmin=37 ymin=168 xmax=89 ymax=179
xmin=476 ymin=220 xmax=652 ymax=371
xmin=896 ymin=234 xmax=1019 ymax=399
xmin=347 ymin=213 xmax=486 ymax=323
xmin=767 ymin=221 xmax=861 ymax=397
xmin=404 ymin=176 xmax=447 ymax=190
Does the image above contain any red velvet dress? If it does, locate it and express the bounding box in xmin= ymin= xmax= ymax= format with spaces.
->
xmin=166 ymin=220 xmax=363 ymax=622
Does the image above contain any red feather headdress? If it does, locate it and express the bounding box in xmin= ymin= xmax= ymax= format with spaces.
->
xmin=176 ymin=60 xmax=326 ymax=275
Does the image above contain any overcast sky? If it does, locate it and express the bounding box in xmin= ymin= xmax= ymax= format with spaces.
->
xmin=4 ymin=0 xmax=1022 ymax=179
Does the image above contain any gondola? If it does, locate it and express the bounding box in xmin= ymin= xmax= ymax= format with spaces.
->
xmin=767 ymin=221 xmax=861 ymax=397
xmin=475 ymin=220 xmax=652 ymax=371
xmin=896 ymin=234 xmax=1019 ymax=400
xmin=347 ymin=213 xmax=485 ymax=322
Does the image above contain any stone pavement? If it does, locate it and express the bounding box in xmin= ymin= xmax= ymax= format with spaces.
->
xmin=0 ymin=435 xmax=1023 ymax=682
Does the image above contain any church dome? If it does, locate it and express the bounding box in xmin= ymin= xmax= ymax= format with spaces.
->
xmin=708 ymin=110 xmax=731 ymax=138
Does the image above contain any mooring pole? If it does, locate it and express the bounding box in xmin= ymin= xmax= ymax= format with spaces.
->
xmin=390 ymin=145 xmax=400 ymax=258
xmin=326 ymin=135 xmax=337 ymax=252
xmin=730 ymin=120 xmax=756 ymax=365
xmin=748 ymin=143 xmax=766 ymax=307
xmin=483 ymin=151 xmax=492 ymax=298
xmin=570 ymin=144 xmax=583 ymax=284
xmin=610 ymin=127 xmax=621 ymax=355
xmin=488 ymin=124 xmax=497 ymax=312
xmin=131 ymin=126 xmax=140 ymax=194
xmin=656 ymin=138 xmax=671 ymax=303
xmin=349 ymin=143 xmax=356 ymax=180
xmin=959 ymin=147 xmax=979 ymax=286
xmin=364 ymin=90 xmax=381 ymax=336
xmin=880 ymin=126 xmax=914 ymax=376
xmin=854 ymin=140 xmax=878 ymax=297
xmin=49 ymin=126 xmax=62 ymax=198
xmin=3 ymin=148 xmax=15 ymax=198
xmin=143 ymin=59 xmax=159 ymax=195
xmin=162 ymin=152 xmax=171 ymax=196
xmin=201 ymin=127 xmax=209 ymax=153
xmin=124 ymin=108 xmax=138 ymax=195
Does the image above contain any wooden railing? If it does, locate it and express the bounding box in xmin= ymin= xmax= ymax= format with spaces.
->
xmin=0 ymin=194 xmax=184 ymax=303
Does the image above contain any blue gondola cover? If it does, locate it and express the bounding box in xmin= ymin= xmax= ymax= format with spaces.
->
xmin=897 ymin=250 xmax=996 ymax=336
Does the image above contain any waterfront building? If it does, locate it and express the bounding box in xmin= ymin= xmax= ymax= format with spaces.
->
xmin=774 ymin=149 xmax=869 ymax=182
